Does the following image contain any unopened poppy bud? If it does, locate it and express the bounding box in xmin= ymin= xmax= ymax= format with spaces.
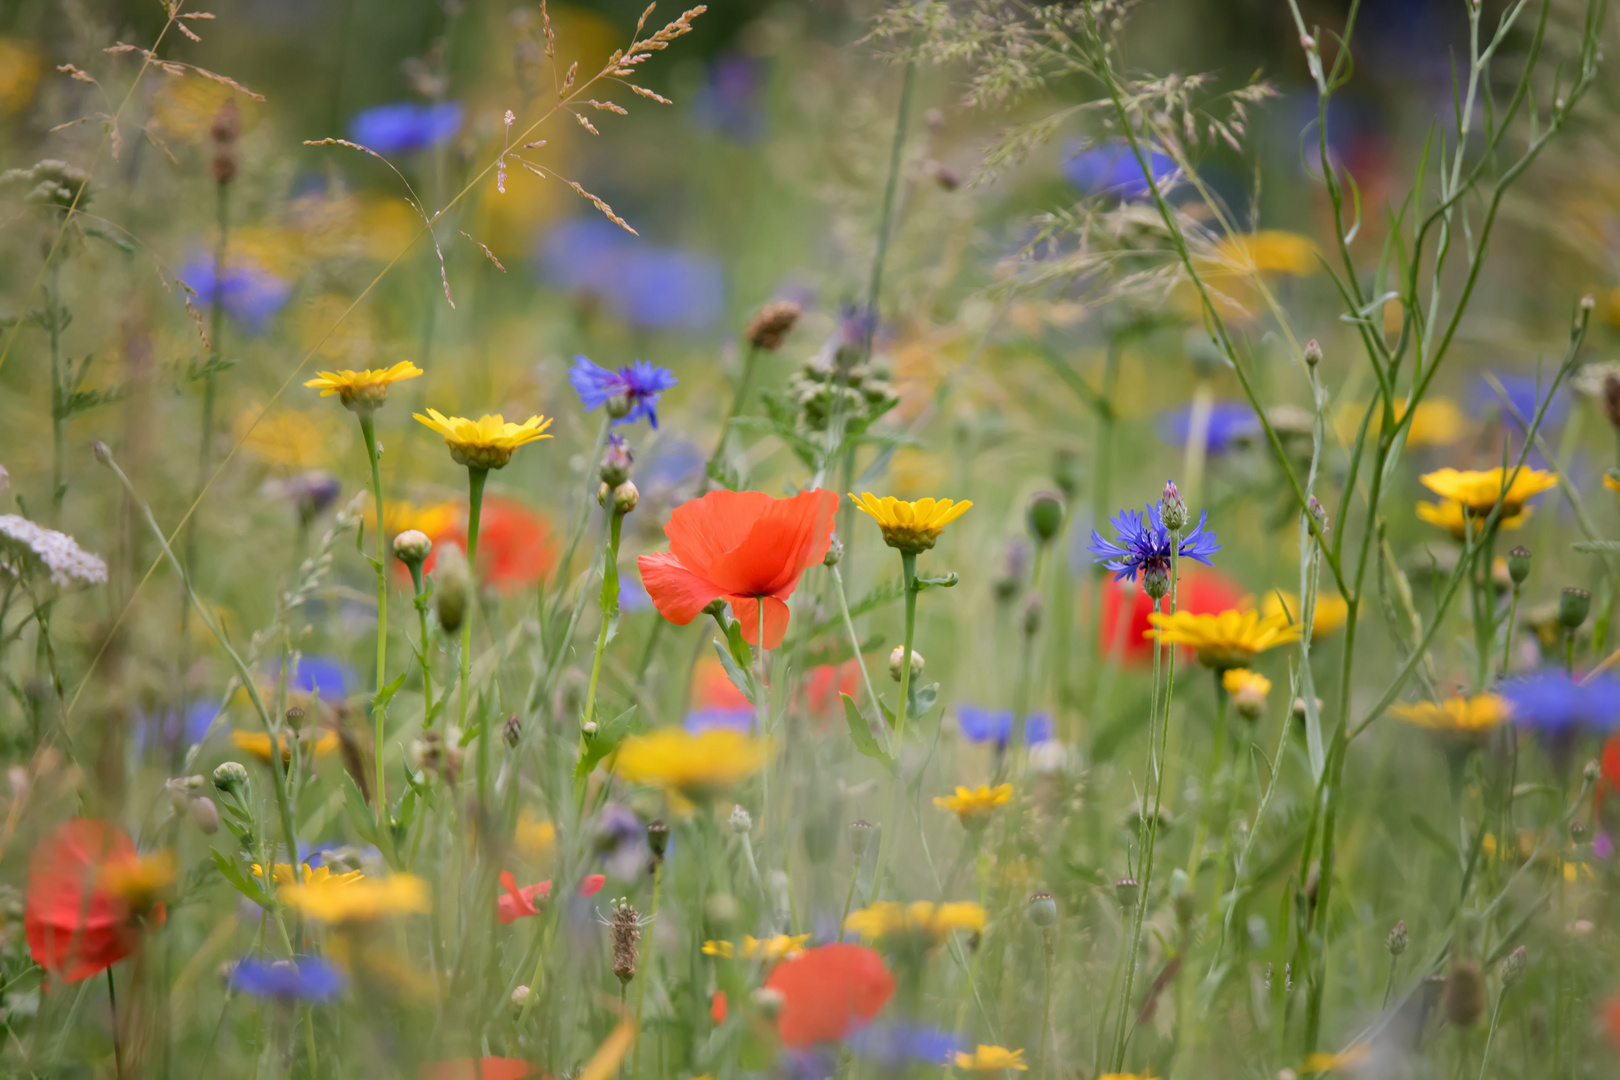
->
xmin=393 ymin=529 xmax=432 ymax=567
xmin=599 ymin=435 xmax=633 ymax=487
xmin=1500 ymin=945 xmax=1527 ymax=988
xmin=1113 ymin=877 xmax=1140 ymax=912
xmin=613 ymin=481 xmax=639 ymax=514
xmin=1444 ymin=958 xmax=1484 ymax=1027
xmin=285 ymin=705 xmax=305 ymax=729
xmin=1507 ymin=546 xmax=1531 ymax=585
xmin=647 ymin=819 xmax=669 ymax=860
xmin=1022 ymin=593 xmax=1043 ymax=637
xmin=752 ymin=987 xmax=785 ymax=1018
xmin=1159 ymin=480 xmax=1188 ymax=532
xmin=1387 ymin=920 xmax=1408 ymax=956
xmin=213 ymin=761 xmax=249 ymax=795
xmin=191 ymin=796 xmax=220 ymax=835
xmin=888 ymin=646 xmax=924 ymax=682
xmin=605 ymin=392 xmax=634 ymax=419
xmin=849 ymin=819 xmax=877 ymax=859
xmin=729 ymin=804 xmax=752 ymax=834
xmin=1558 ymin=587 xmax=1590 ymax=630
xmin=1304 ymin=339 xmax=1322 ymax=366
xmin=1027 ymin=891 xmax=1057 ymax=927
xmin=823 ymin=537 xmax=843 ymax=567
xmin=1026 ymin=491 xmax=1065 ymax=544
xmin=511 ymin=985 xmax=532 ymax=1006
xmin=435 ymin=543 xmax=470 ymax=634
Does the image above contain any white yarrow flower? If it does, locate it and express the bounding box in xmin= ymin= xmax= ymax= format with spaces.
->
xmin=0 ymin=515 xmax=108 ymax=589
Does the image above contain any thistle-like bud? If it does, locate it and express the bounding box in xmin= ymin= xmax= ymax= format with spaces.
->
xmin=213 ymin=761 xmax=249 ymax=796
xmin=613 ymin=481 xmax=640 ymax=515
xmin=1443 ymin=958 xmax=1485 ymax=1027
xmin=647 ymin=819 xmax=669 ymax=860
xmin=1027 ymin=891 xmax=1057 ymax=927
xmin=888 ymin=646 xmax=925 ymax=682
xmin=610 ymin=900 xmax=642 ymax=986
xmin=1507 ymin=546 xmax=1531 ymax=586
xmin=1021 ymin=593 xmax=1044 ymax=637
xmin=823 ymin=537 xmax=843 ymax=567
xmin=599 ymin=435 xmax=633 ymax=487
xmin=1387 ymin=920 xmax=1408 ymax=956
xmin=435 ymin=543 xmax=470 ymax=634
xmin=1113 ymin=877 xmax=1140 ymax=912
xmin=605 ymin=393 xmax=634 ymax=420
xmin=849 ymin=819 xmax=877 ymax=859
xmin=1026 ymin=491 xmax=1065 ymax=544
xmin=1584 ymin=759 xmax=1602 ymax=784
xmin=92 ymin=440 xmax=113 ymax=465
xmin=729 ymin=804 xmax=752 ymax=834
xmin=744 ymin=300 xmax=801 ymax=352
xmin=1170 ymin=868 xmax=1194 ymax=925
xmin=503 ymin=713 xmax=522 ymax=749
xmin=1159 ymin=481 xmax=1188 ymax=532
xmin=1581 ymin=293 xmax=1597 ymax=312
xmin=1500 ymin=945 xmax=1527 ymax=988
xmin=1558 ymin=587 xmax=1591 ymax=630
xmin=1304 ymin=339 xmax=1323 ymax=366
xmin=191 ymin=795 xmax=220 ymax=835
xmin=393 ymin=529 xmax=432 ymax=567
xmin=1307 ymin=495 xmax=1330 ymax=537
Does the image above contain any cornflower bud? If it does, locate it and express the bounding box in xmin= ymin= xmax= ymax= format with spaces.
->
xmin=1584 ymin=759 xmax=1602 ymax=784
xmin=888 ymin=646 xmax=924 ymax=682
xmin=1159 ymin=480 xmax=1188 ymax=532
xmin=1022 ymin=593 xmax=1043 ymax=637
xmin=1143 ymin=563 xmax=1171 ymax=601
xmin=823 ymin=537 xmax=843 ymax=567
xmin=1304 ymin=339 xmax=1323 ymax=366
xmin=1307 ymin=495 xmax=1330 ymax=537
xmin=393 ymin=529 xmax=432 ymax=567
xmin=729 ymin=804 xmax=752 ymax=834
xmin=1026 ymin=491 xmax=1065 ymax=544
xmin=613 ymin=481 xmax=639 ymax=514
xmin=1387 ymin=920 xmax=1408 ymax=956
xmin=605 ymin=392 xmax=634 ymax=419
xmin=599 ymin=435 xmax=633 ymax=487
xmin=647 ymin=819 xmax=669 ymax=860
xmin=1558 ymin=587 xmax=1591 ymax=630
xmin=1500 ymin=945 xmax=1527 ymax=988
xmin=1170 ymin=868 xmax=1194 ymax=925
xmin=1507 ymin=546 xmax=1531 ymax=585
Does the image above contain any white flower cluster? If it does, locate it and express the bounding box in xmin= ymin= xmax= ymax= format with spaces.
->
xmin=0 ymin=514 xmax=108 ymax=589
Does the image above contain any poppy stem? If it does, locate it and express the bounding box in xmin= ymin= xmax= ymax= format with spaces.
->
xmin=462 ymin=466 xmax=488 ymax=807
xmin=106 ymin=969 xmax=123 ymax=1080
xmin=755 ymin=600 xmax=769 ymax=846
xmin=360 ymin=412 xmax=389 ymax=822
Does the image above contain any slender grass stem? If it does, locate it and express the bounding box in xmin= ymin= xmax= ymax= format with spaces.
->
xmin=868 ymin=552 xmax=917 ymax=900
xmin=631 ymin=858 xmax=662 ymax=1079
xmin=360 ymin=413 xmax=390 ymax=819
xmin=461 ymin=466 xmax=488 ymax=805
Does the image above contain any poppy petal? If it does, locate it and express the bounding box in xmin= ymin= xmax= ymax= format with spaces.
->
xmin=665 ymin=490 xmax=775 ymax=581
xmin=729 ymin=594 xmax=791 ymax=650
xmin=638 ymin=552 xmax=725 ymax=626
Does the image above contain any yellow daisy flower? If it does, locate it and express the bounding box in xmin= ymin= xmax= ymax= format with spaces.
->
xmin=1221 ymin=668 xmax=1272 ymax=720
xmin=1419 ymin=466 xmax=1558 ymax=517
xmin=304 ymin=360 xmax=423 ymax=412
xmin=281 ymin=872 xmax=431 ymax=923
xmin=1261 ymin=590 xmax=1350 ymax=638
xmin=611 ymin=728 xmax=768 ymax=801
xmin=1416 ymin=499 xmax=1531 ymax=541
xmin=1391 ymin=694 xmax=1511 ymax=734
xmin=848 ymin=493 xmax=972 ymax=554
xmin=955 ymin=1044 xmax=1028 ymax=1071
xmin=932 ymin=784 xmax=1013 ymax=828
xmin=251 ymin=862 xmax=365 ymax=887
xmin=844 ymin=900 xmax=987 ymax=948
xmin=702 ymin=935 xmax=809 ymax=961
xmin=232 ymin=729 xmax=340 ymax=764
xmin=414 ymin=408 xmax=553 ymax=470
xmin=1146 ymin=609 xmax=1302 ymax=671
xmin=515 ymin=810 xmax=557 ymax=860
xmin=102 ymin=850 xmax=178 ymax=910
xmin=1206 ymin=230 xmax=1319 ymax=277
xmin=1606 ymin=471 xmax=1620 ymax=495
xmin=1301 ymin=1042 xmax=1370 ymax=1072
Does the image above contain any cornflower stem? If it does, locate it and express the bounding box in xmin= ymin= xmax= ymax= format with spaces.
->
xmin=831 ymin=564 xmax=884 ymax=741
xmin=47 ymin=255 xmax=66 ymax=523
xmin=180 ymin=181 xmax=231 ymax=645
xmin=359 ymin=412 xmax=389 ymax=819
xmin=461 ymin=465 xmax=488 ymax=805
xmin=869 ymin=551 xmax=918 ymax=900
xmin=707 ymin=344 xmax=760 ymax=482
xmin=574 ymin=501 xmax=624 ymax=813
xmin=409 ymin=562 xmax=433 ymax=727
xmin=1477 ymin=988 xmax=1507 ymax=1080
xmin=1566 ymin=628 xmax=1577 ymax=677
xmin=631 ymin=858 xmax=663 ymax=1079
xmin=107 ymin=969 xmax=123 ymax=1080
xmin=1037 ymin=930 xmax=1054 ymax=1079
xmin=1502 ymin=583 xmax=1522 ymax=677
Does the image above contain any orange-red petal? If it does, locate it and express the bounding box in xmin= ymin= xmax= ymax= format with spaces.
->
xmin=764 ymin=943 xmax=895 ymax=1048
xmin=638 ymin=552 xmax=725 ymax=626
xmin=729 ymin=594 xmax=792 ymax=650
xmin=25 ymin=819 xmax=145 ymax=982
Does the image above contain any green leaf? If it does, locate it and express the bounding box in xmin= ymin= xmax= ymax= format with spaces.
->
xmin=878 ymin=699 xmax=897 ymax=730
xmin=908 ymin=682 xmax=938 ymax=719
xmin=372 ymin=670 xmax=408 ymax=714
xmin=706 ymin=458 xmax=742 ymax=491
xmin=1573 ymin=540 xmax=1620 ymax=554
xmin=341 ymin=771 xmax=377 ymax=845
xmin=575 ymin=705 xmax=638 ymax=780
xmin=841 ymin=693 xmax=896 ymax=773
xmin=712 ymin=638 xmax=755 ymax=706
xmin=211 ymin=851 xmax=272 ymax=907
xmin=914 ymin=572 xmax=958 ymax=591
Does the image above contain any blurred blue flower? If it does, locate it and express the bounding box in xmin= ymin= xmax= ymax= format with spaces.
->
xmin=568 ymin=357 xmax=679 ymax=429
xmin=957 ymin=707 xmax=1052 ymax=746
xmin=620 ymin=575 xmax=653 ymax=613
xmin=178 ymin=257 xmax=292 ymax=335
xmin=1473 ymin=372 xmax=1570 ymax=433
xmin=683 ymin=708 xmax=755 ymax=735
xmin=594 ymin=803 xmax=648 ymax=879
xmin=135 ymin=698 xmax=222 ymax=756
xmin=640 ymin=437 xmax=706 ymax=496
xmin=782 ymin=1047 xmax=838 ymax=1080
xmin=348 ymin=101 xmax=463 ymax=155
xmin=691 ymin=54 xmax=767 ymax=142
xmin=846 ymin=1023 xmax=961 ymax=1067
xmin=229 ymin=957 xmax=345 ymax=1001
xmin=1498 ymin=672 xmax=1620 ymax=733
xmin=1063 ymin=141 xmax=1176 ymax=198
xmin=1156 ymin=401 xmax=1260 ymax=454
xmin=537 ymin=219 xmax=724 ymax=332
xmin=1090 ymin=501 xmax=1220 ymax=584
xmin=270 ymin=655 xmax=350 ymax=701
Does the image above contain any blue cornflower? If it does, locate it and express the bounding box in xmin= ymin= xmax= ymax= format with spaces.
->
xmin=1497 ymin=672 xmax=1620 ymax=733
xmin=846 ymin=1023 xmax=962 ymax=1067
xmin=691 ymin=54 xmax=767 ymax=143
xmin=537 ymin=219 xmax=725 ymax=331
xmin=229 ymin=957 xmax=346 ymax=1001
xmin=178 ymin=256 xmax=291 ymax=335
xmin=956 ymin=707 xmax=1052 ymax=746
xmin=1472 ymin=372 xmax=1569 ymax=433
xmin=348 ymin=101 xmax=463 ymax=155
xmin=1062 ymin=140 xmax=1177 ymax=198
xmin=1156 ymin=401 xmax=1261 ymax=454
xmin=568 ymin=357 xmax=678 ymax=429
xmin=134 ymin=698 xmax=222 ymax=756
xmin=683 ymin=708 xmax=755 ymax=735
xmin=1089 ymin=501 xmax=1220 ymax=584
xmin=273 ymin=655 xmax=350 ymax=701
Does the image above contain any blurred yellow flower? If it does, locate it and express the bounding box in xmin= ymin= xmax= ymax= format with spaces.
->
xmin=1261 ymin=590 xmax=1350 ymax=637
xmin=1207 ymin=230 xmax=1319 ymax=277
xmin=149 ymin=75 xmax=249 ymax=140
xmin=954 ymin=1044 xmax=1028 ymax=1071
xmin=1337 ymin=398 xmax=1467 ymax=447
xmin=849 ymin=493 xmax=972 ymax=554
xmin=1146 ymin=609 xmax=1301 ymax=670
xmin=888 ymin=448 xmax=947 ymax=497
xmin=414 ymin=409 xmax=552 ymax=470
xmin=305 ymin=360 xmax=422 ymax=412
xmin=300 ymin=292 xmax=376 ymax=363
xmin=515 ymin=810 xmax=557 ymax=859
xmin=932 ymin=784 xmax=1012 ymax=827
xmin=282 ymin=873 xmax=431 ymax=923
xmin=1301 ymin=1042 xmax=1370 ymax=1072
xmin=235 ymin=405 xmax=349 ymax=469
xmin=1606 ymin=471 xmax=1620 ymax=495
xmin=844 ymin=900 xmax=987 ymax=946
xmin=102 ymin=850 xmax=178 ymax=909
xmin=1391 ymin=694 xmax=1510 ymax=733
xmin=1416 ymin=499 xmax=1531 ymax=541
xmin=232 ymin=729 xmax=340 ymax=763
xmin=702 ymin=934 xmax=808 ymax=961
xmin=372 ymin=497 xmax=461 ymax=538
xmin=252 ymin=862 xmax=364 ymax=887
xmin=1420 ymin=466 xmax=1557 ymax=517
xmin=1221 ymin=668 xmax=1271 ymax=699
xmin=611 ymin=729 xmax=767 ymax=800
xmin=0 ymin=39 xmax=43 ymax=115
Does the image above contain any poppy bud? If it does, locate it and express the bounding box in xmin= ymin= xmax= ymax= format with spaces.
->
xmin=823 ymin=537 xmax=843 ymax=567
xmin=849 ymin=819 xmax=877 ymax=859
xmin=1026 ymin=491 xmax=1065 ymax=544
xmin=191 ymin=796 xmax=220 ymax=835
xmin=1160 ymin=481 xmax=1188 ymax=532
xmin=888 ymin=646 xmax=924 ymax=682
xmin=647 ymin=819 xmax=669 ymax=860
xmin=435 ymin=543 xmax=470 ymax=634
xmin=1113 ymin=877 xmax=1140 ymax=912
xmin=1558 ymin=587 xmax=1590 ymax=630
xmin=393 ymin=529 xmax=432 ymax=567
xmin=1027 ymin=891 xmax=1057 ymax=927
xmin=1507 ymin=546 xmax=1531 ymax=585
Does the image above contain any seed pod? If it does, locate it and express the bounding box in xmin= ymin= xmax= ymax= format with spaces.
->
xmin=435 ymin=543 xmax=470 ymax=635
xmin=1443 ymin=958 xmax=1485 ymax=1027
xmin=1027 ymin=891 xmax=1057 ymax=927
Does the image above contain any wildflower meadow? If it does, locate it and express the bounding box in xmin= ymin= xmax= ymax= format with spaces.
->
xmin=6 ymin=0 xmax=1620 ymax=1076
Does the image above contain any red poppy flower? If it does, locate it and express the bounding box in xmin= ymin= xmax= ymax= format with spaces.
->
xmin=638 ymin=489 xmax=839 ymax=650
xmin=421 ymin=1058 xmax=533 ymax=1080
xmin=763 ymin=943 xmax=895 ymax=1048
xmin=694 ymin=656 xmax=751 ymax=711
xmin=711 ymin=989 xmax=728 ymax=1024
xmin=1603 ymin=993 xmax=1620 ymax=1053
xmin=496 ymin=871 xmax=606 ymax=924
xmin=1097 ymin=569 xmax=1246 ymax=663
xmin=803 ymin=660 xmax=863 ymax=717
xmin=25 ymin=819 xmax=167 ymax=983
xmin=407 ymin=497 xmax=556 ymax=593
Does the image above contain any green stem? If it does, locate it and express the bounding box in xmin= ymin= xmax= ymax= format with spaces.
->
xmin=1038 ymin=933 xmax=1054 ymax=1079
xmin=1501 ymin=584 xmax=1522 ymax=677
xmin=574 ymin=502 xmax=624 ymax=813
xmin=461 ymin=466 xmax=488 ymax=804
xmin=707 ymin=345 xmax=760 ymax=484
xmin=835 ymin=854 xmax=861 ymax=945
xmin=410 ymin=562 xmax=433 ymax=727
xmin=360 ymin=413 xmax=389 ymax=819
xmin=549 ymin=416 xmax=611 ymax=597
xmin=631 ymin=858 xmax=662 ymax=1079
xmin=866 ymin=61 xmax=916 ymax=346
xmin=831 ymin=564 xmax=885 ymax=746
xmin=107 ymin=969 xmax=123 ymax=1080
xmin=869 ymin=552 xmax=918 ymax=901
xmin=47 ymin=256 xmax=65 ymax=523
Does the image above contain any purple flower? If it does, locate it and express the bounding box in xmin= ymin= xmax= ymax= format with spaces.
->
xmin=177 ymin=256 xmax=291 ymax=335
xmin=683 ymin=708 xmax=755 ymax=735
xmin=568 ymin=357 xmax=678 ymax=429
xmin=348 ymin=101 xmax=463 ymax=155
xmin=846 ymin=1023 xmax=962 ymax=1067
xmin=956 ymin=707 xmax=1052 ymax=746
xmin=1497 ymin=671 xmax=1620 ymax=732
xmin=1472 ymin=372 xmax=1569 ymax=434
xmin=134 ymin=698 xmax=222 ymax=756
xmin=1156 ymin=401 xmax=1261 ymax=454
xmin=229 ymin=957 xmax=345 ymax=1001
xmin=691 ymin=54 xmax=767 ymax=142
xmin=1089 ymin=501 xmax=1220 ymax=584
xmin=537 ymin=219 xmax=724 ymax=332
xmin=1063 ymin=141 xmax=1177 ymax=198
xmin=593 ymin=803 xmax=649 ymax=879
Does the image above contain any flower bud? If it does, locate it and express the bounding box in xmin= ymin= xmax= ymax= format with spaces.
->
xmin=92 ymin=440 xmax=113 ymax=465
xmin=888 ymin=646 xmax=924 ymax=682
xmin=613 ymin=481 xmax=639 ymax=514
xmin=1052 ymin=449 xmax=1081 ymax=501
xmin=1113 ymin=877 xmax=1140 ymax=912
xmin=1159 ymin=481 xmax=1188 ymax=532
xmin=191 ymin=796 xmax=220 ymax=835
xmin=393 ymin=529 xmax=432 ymax=567
xmin=1304 ymin=339 xmax=1323 ymax=366
xmin=1387 ymin=920 xmax=1408 ymax=956
xmin=503 ymin=713 xmax=522 ymax=749
xmin=1142 ymin=562 xmax=1171 ymax=601
xmin=702 ymin=598 xmax=727 ymax=617
xmin=1585 ymin=759 xmax=1602 ymax=784
xmin=1558 ymin=587 xmax=1590 ymax=630
xmin=582 ymin=720 xmax=598 ymax=737
xmin=213 ymin=761 xmax=249 ymax=796
xmin=1170 ymin=868 xmax=1194 ymax=925
xmin=1500 ymin=945 xmax=1527 ymax=988
xmin=729 ymin=804 xmax=752 ymax=834
xmin=1027 ymin=891 xmax=1057 ymax=927
xmin=752 ymin=987 xmax=785 ymax=1019
xmin=1582 ymin=293 xmax=1597 ymax=311
xmin=744 ymin=300 xmax=801 ymax=352
xmin=1026 ymin=491 xmax=1065 ymax=544
xmin=1307 ymin=495 xmax=1330 ymax=537
xmin=599 ymin=435 xmax=634 ymax=487
xmin=647 ymin=819 xmax=669 ymax=860
xmin=849 ymin=819 xmax=877 ymax=859
xmin=434 ymin=543 xmax=470 ymax=635
xmin=605 ymin=392 xmax=634 ymax=419
xmin=1021 ymin=593 xmax=1043 ymax=637
xmin=1507 ymin=546 xmax=1531 ymax=585
xmin=511 ymin=985 xmax=533 ymax=1006
xmin=1443 ymin=957 xmax=1484 ymax=1027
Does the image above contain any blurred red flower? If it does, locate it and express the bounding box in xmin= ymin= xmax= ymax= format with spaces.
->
xmin=25 ymin=819 xmax=167 ymax=983
xmin=421 ymin=1058 xmax=534 ymax=1080
xmin=763 ymin=943 xmax=895 ymax=1048
xmin=1097 ymin=569 xmax=1246 ymax=663
xmin=1603 ymin=993 xmax=1620 ymax=1053
xmin=711 ymin=989 xmax=728 ymax=1024
xmin=497 ymin=871 xmax=607 ymax=924
xmin=803 ymin=660 xmax=863 ymax=718
xmin=639 ymin=489 xmax=839 ymax=649
xmin=693 ymin=656 xmax=751 ymax=711
xmin=410 ymin=497 xmax=556 ymax=593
